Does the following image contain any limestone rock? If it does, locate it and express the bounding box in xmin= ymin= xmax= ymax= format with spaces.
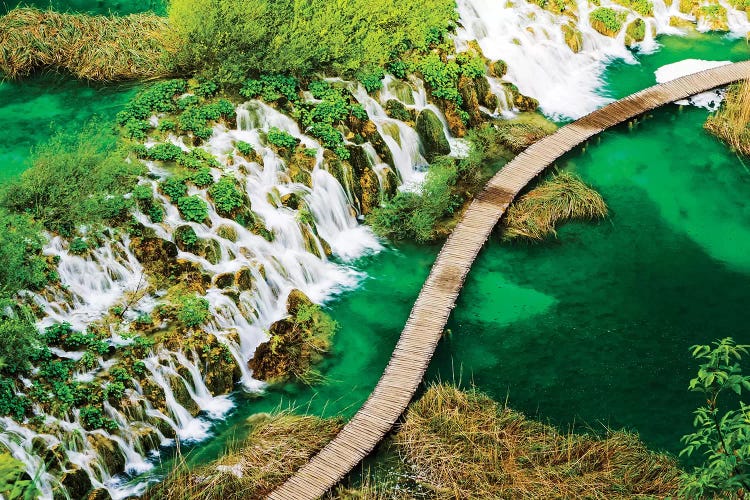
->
xmin=416 ymin=109 xmax=451 ymax=161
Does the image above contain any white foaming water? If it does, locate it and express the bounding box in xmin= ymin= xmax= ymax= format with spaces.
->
xmin=655 ymin=59 xmax=732 ymax=109
xmin=455 ymin=0 xmax=748 ymax=119
xmin=15 ymin=94 xmax=421 ymax=497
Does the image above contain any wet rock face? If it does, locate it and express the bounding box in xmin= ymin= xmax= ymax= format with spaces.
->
xmin=458 ymin=75 xmax=484 ymax=128
xmin=130 ymin=237 xmax=178 ymax=276
xmin=87 ymin=434 xmax=126 ymax=474
xmin=56 ymin=466 xmax=92 ymax=500
xmin=502 ymin=82 xmax=539 ymax=112
xmin=416 ymin=109 xmax=451 ymax=162
xmin=87 ymin=489 xmax=112 ymax=500
xmin=489 ymin=59 xmax=508 ymax=78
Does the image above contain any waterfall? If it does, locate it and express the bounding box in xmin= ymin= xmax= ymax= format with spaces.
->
xmin=454 ymin=0 xmax=749 ymax=120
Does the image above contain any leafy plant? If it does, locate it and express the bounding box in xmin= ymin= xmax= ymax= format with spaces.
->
xmin=160 ymin=177 xmax=188 ymax=200
xmin=236 ymin=140 xmax=254 ymax=157
xmin=177 ymin=196 xmax=208 ymax=223
xmin=267 ymin=127 xmax=298 ymax=149
xmin=69 ymin=238 xmax=89 ymax=255
xmin=176 ymin=294 xmax=210 ymax=327
xmin=146 ymin=143 xmax=183 ymax=162
xmin=209 ymin=177 xmax=246 ymax=218
xmin=357 ymin=67 xmax=385 ymax=93
xmin=680 ymin=338 xmax=750 ymax=498
xmin=190 ymin=167 xmax=214 ymax=188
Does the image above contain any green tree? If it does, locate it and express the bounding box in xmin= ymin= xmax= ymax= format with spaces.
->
xmin=680 ymin=337 xmax=750 ymax=498
xmin=0 ymin=209 xmax=49 ymax=298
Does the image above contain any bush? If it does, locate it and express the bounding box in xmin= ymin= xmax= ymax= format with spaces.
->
xmin=146 ymin=143 xmax=183 ymax=161
xmin=209 ymin=177 xmax=246 ymax=218
xmin=69 ymin=238 xmax=89 ymax=255
xmin=240 ymin=74 xmax=299 ymax=102
xmin=0 ymin=316 xmax=39 ymax=375
xmin=236 ymin=141 xmax=254 ymax=157
xmin=161 ymin=177 xmax=188 ymax=200
xmin=190 ymin=167 xmax=214 ymax=188
xmin=174 ymin=225 xmax=199 ymax=247
xmin=589 ymin=8 xmax=627 ymax=35
xmin=0 ymin=210 xmax=49 ymax=297
xmin=357 ymin=67 xmax=385 ymax=93
xmin=1 ymin=121 xmax=144 ymax=235
xmin=176 ymin=294 xmax=210 ymax=327
xmin=266 ymin=127 xmax=298 ymax=149
xmin=177 ymin=196 xmax=208 ymax=223
xmin=168 ymin=0 xmax=458 ymax=84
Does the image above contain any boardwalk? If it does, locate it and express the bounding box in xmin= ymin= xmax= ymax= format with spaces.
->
xmin=269 ymin=61 xmax=750 ymax=500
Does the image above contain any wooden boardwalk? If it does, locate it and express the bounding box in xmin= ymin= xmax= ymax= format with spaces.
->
xmin=269 ymin=61 xmax=750 ymax=500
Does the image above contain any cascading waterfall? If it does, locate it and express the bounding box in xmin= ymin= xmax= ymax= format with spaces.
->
xmin=454 ymin=0 xmax=749 ymax=119
xmin=7 ymin=95 xmax=421 ymax=498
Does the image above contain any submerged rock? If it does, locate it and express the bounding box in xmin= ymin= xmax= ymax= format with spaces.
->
xmin=416 ymin=109 xmax=451 ymax=162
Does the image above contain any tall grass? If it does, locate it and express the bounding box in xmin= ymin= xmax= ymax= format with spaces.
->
xmin=0 ymin=8 xmax=174 ymax=81
xmin=502 ymin=171 xmax=608 ymax=241
xmin=395 ymin=384 xmax=681 ymax=499
xmin=705 ymin=80 xmax=750 ymax=157
xmin=145 ymin=413 xmax=343 ymax=500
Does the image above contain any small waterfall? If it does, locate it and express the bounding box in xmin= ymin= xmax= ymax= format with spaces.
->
xmin=454 ymin=0 xmax=749 ymax=120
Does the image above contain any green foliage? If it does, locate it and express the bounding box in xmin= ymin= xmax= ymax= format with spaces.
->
xmin=1 ymin=122 xmax=144 ymax=236
xmin=0 ymin=315 xmax=39 ymax=375
xmin=177 ymin=94 xmax=200 ymax=110
xmin=456 ymin=52 xmax=486 ymax=78
xmin=357 ymin=67 xmax=385 ymax=93
xmin=160 ymin=177 xmax=188 ymax=200
xmin=176 ymin=294 xmax=210 ymax=327
xmin=209 ymin=177 xmax=246 ymax=217
xmin=589 ymin=8 xmax=627 ymax=35
xmin=267 ymin=127 xmax=298 ymax=149
xmin=0 ymin=378 xmax=29 ymax=420
xmin=145 ymin=143 xmax=183 ymax=162
xmin=69 ymin=238 xmax=89 ymax=255
xmin=0 ymin=452 xmax=37 ymax=500
xmin=612 ymin=0 xmax=654 ymax=15
xmin=680 ymin=338 xmax=750 ymax=498
xmin=240 ymin=74 xmax=299 ymax=102
xmin=0 ymin=210 xmax=49 ymax=298
xmin=192 ymin=79 xmax=219 ymax=98
xmin=80 ymin=405 xmax=117 ymax=431
xmin=416 ymin=53 xmax=463 ymax=104
xmin=117 ymin=80 xmax=188 ymax=139
xmin=190 ymin=167 xmax=214 ymax=188
xmin=177 ymin=196 xmax=208 ymax=223
xmin=235 ymin=140 xmax=254 ymax=157
xmin=168 ymin=0 xmax=458 ymax=84
xmin=158 ymin=118 xmax=177 ymax=132
xmin=351 ymin=104 xmax=368 ymax=121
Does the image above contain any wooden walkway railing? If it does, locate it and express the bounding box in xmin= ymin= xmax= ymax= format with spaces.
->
xmin=269 ymin=60 xmax=750 ymax=500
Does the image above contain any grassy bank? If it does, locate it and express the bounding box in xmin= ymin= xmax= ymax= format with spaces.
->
xmin=0 ymin=8 xmax=174 ymax=80
xmin=705 ymin=80 xmax=750 ymax=157
xmin=145 ymin=385 xmax=681 ymax=499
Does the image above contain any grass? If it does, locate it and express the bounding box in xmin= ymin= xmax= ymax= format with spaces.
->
xmin=705 ymin=80 xmax=750 ymax=156
xmin=0 ymin=8 xmax=174 ymax=81
xmin=145 ymin=413 xmax=343 ymax=500
xmin=502 ymin=171 xmax=608 ymax=242
xmin=392 ymin=384 xmax=681 ymax=499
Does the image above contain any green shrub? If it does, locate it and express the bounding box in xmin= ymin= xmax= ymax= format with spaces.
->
xmin=190 ymin=167 xmax=214 ymax=188
xmin=267 ymin=127 xmax=298 ymax=149
xmin=357 ymin=67 xmax=385 ymax=93
xmin=351 ymin=103 xmax=368 ymax=121
xmin=158 ymin=118 xmax=177 ymax=132
xmin=176 ymin=94 xmax=200 ymax=110
xmin=177 ymin=196 xmax=208 ymax=223
xmin=168 ymin=0 xmax=458 ymax=84
xmin=80 ymin=405 xmax=117 ymax=431
xmin=1 ymin=121 xmax=144 ymax=235
xmin=69 ymin=238 xmax=89 ymax=255
xmin=176 ymin=294 xmax=210 ymax=327
xmin=0 ymin=210 xmax=49 ymax=297
xmin=417 ymin=53 xmax=463 ymax=104
xmin=236 ymin=140 xmax=254 ymax=156
xmin=457 ymin=52 xmax=486 ymax=78
xmin=193 ymin=79 xmax=219 ymax=97
xmin=589 ymin=8 xmax=627 ymax=35
xmin=117 ymin=79 xmax=187 ymax=125
xmin=209 ymin=177 xmax=246 ymax=217
xmin=0 ymin=316 xmax=39 ymax=375
xmin=612 ymin=0 xmax=654 ymax=16
xmin=160 ymin=177 xmax=188 ymax=200
xmin=146 ymin=143 xmax=183 ymax=162
xmin=240 ymin=74 xmax=299 ymax=102
xmin=174 ymin=225 xmax=199 ymax=247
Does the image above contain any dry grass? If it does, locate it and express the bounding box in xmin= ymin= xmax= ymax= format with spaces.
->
xmin=705 ymin=80 xmax=750 ymax=157
xmin=502 ymin=171 xmax=608 ymax=241
xmin=0 ymin=8 xmax=175 ymax=81
xmin=394 ymin=384 xmax=681 ymax=499
xmin=144 ymin=413 xmax=343 ymax=500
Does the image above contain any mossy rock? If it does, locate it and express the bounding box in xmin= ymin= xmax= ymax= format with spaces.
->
xmin=216 ymin=224 xmax=238 ymax=242
xmin=357 ymin=119 xmax=395 ymax=168
xmin=130 ymin=237 xmax=178 ymax=276
xmin=442 ymin=100 xmax=468 ymax=138
xmin=87 ymin=434 xmax=126 ymax=474
xmin=57 ymin=466 xmax=92 ymax=500
xmin=360 ymin=167 xmax=381 ymax=216
xmin=625 ymin=18 xmax=647 ymax=46
xmin=489 ymin=60 xmax=508 ymax=78
xmin=562 ymin=23 xmax=584 ymax=53
xmin=168 ymin=375 xmax=200 ymax=416
xmin=213 ymin=272 xmax=235 ymax=289
xmin=235 ymin=267 xmax=255 ymax=291
xmin=286 ymin=151 xmax=316 ymax=187
xmin=669 ymin=16 xmax=695 ymax=28
xmin=678 ymin=0 xmax=696 ymax=14
xmin=174 ymin=225 xmax=199 ymax=252
xmin=380 ymin=166 xmax=399 ymax=200
xmin=697 ymin=3 xmax=729 ymax=31
xmin=589 ymin=7 xmax=627 ymax=37
xmin=457 ymin=75 xmax=484 ymax=128
xmin=503 ymin=82 xmax=539 ymax=112
xmin=31 ymin=438 xmax=68 ymax=472
xmin=87 ymin=489 xmax=112 ymax=500
xmin=384 ymin=99 xmax=414 ymax=123
xmin=416 ymin=109 xmax=451 ymax=162
xmin=280 ymin=192 xmax=303 ymax=210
